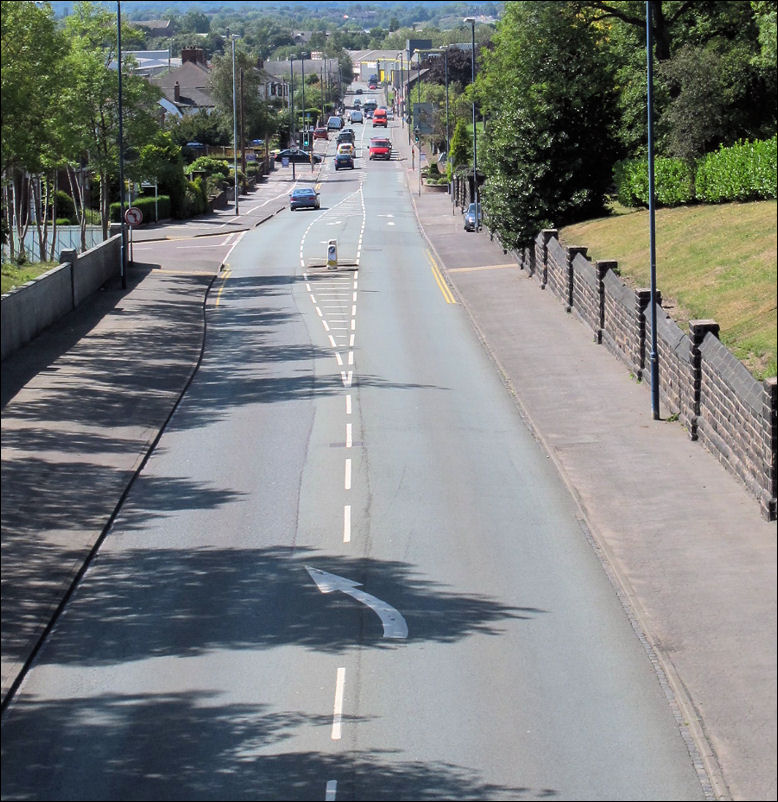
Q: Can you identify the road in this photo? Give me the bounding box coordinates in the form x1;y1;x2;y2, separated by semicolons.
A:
0;112;707;800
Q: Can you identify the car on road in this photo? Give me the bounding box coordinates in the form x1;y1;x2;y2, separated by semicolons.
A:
327;115;343;130
353;98;361;109
337;142;355;156
275;149;323;164
334;153;355;170
337;129;355;144
372;109;387;127
313;127;329;140
349;110;364;124
464;202;482;231
369;137;392;160
355;88;363;94
289;187;320;210
368;82;377;90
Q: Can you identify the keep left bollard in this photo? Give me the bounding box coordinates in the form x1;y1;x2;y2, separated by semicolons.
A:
327;239;338;270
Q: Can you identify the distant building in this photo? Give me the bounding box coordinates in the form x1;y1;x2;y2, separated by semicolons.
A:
133;19;177;37
149;49;215;118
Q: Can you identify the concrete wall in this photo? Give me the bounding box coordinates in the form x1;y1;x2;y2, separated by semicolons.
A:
1;233;121;361
516;229;777;520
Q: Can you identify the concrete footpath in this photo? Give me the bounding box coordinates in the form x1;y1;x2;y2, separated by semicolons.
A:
2;141;776;800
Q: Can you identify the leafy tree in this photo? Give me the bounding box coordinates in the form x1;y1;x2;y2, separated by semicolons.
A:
60;2;162;238
209;45;279;152
423;47;474;90
1;0;68;261
478;1;620;249
447;119;472;181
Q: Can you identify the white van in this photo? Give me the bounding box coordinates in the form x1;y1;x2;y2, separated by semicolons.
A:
349;110;364;124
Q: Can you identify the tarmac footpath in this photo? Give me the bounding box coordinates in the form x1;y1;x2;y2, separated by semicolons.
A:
394;128;776;802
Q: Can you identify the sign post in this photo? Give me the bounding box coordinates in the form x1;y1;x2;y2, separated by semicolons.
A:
124;206;142;265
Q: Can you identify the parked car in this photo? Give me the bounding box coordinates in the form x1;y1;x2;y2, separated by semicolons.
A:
275;149;323;164
290;187;320;210
334;153;355;170
464;202;482;231
349;110;364;124
313;127;329;140
337;142;355;156
369;137;392;160
327;115;343;130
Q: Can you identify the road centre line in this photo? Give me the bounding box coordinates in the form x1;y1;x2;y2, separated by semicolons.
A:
343;505;351;543
344;459;352;490
346;423;352;448
331;667;346;740
346;394;352;415
326;779;337;801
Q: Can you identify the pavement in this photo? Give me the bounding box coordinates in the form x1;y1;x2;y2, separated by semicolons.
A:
2;130;776;802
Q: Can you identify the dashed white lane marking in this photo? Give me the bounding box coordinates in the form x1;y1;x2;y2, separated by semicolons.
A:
344;458;352;490
326;779;337;800
346;423;352;448
343;505;351;544
331;667;346;740
346;394;352;415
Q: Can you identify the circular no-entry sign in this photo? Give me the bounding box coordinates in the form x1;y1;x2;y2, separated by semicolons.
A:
125;207;143;227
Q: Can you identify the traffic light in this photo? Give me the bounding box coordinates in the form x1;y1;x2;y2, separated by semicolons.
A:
414;128;420;143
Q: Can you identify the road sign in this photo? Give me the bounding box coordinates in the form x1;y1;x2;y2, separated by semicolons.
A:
124;207;142;227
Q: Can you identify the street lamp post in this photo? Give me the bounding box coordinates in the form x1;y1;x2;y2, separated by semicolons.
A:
465;17;479;225
301;53;307;148
117;0;126;288
231;34;239;214
289;55;295;147
441;45;450;167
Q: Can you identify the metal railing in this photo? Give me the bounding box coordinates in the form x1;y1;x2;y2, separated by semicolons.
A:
1;226;103;265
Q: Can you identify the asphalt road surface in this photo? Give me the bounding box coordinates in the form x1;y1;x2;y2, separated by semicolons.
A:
0;122;707;801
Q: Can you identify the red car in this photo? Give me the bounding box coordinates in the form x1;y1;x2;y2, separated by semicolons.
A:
313;127;328;140
369;137;392;160
368;82;377;90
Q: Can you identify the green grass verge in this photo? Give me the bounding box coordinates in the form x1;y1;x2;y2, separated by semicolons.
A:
559;200;777;380
1;261;60;296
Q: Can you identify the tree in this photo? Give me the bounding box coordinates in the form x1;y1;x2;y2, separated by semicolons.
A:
61;2;162;238
478;1;620;249
1;0;68;262
447;119;472;182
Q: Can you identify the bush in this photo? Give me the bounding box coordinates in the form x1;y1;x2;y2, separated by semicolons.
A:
185;156;231;180
613;157;694;207
695;136;777;203
50;190;75;222
109;195;171;224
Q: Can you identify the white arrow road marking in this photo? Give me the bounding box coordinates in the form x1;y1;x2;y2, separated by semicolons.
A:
305;566;408;639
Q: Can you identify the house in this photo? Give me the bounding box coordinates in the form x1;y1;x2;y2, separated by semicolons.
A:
133;19;176;37
149;48;216;117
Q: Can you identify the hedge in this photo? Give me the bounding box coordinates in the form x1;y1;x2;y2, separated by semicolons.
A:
695;136;777;203
613;135;777;208
110;194;171;224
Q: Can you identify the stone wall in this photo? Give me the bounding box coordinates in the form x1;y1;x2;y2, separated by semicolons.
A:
1;233;121;361
516;229;776;520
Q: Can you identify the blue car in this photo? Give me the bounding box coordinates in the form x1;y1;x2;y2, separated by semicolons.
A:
290;187;320;210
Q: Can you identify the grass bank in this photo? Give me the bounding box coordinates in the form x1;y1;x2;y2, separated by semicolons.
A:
559;200;777;380
1;261;59;296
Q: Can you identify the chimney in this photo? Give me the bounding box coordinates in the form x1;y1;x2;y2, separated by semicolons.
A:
181;47;204;65
174;81;180;102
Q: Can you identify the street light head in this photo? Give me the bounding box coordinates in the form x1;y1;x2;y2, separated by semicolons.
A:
464;17;475;24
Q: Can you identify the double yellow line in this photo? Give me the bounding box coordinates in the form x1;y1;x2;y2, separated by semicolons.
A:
426;251;456;304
